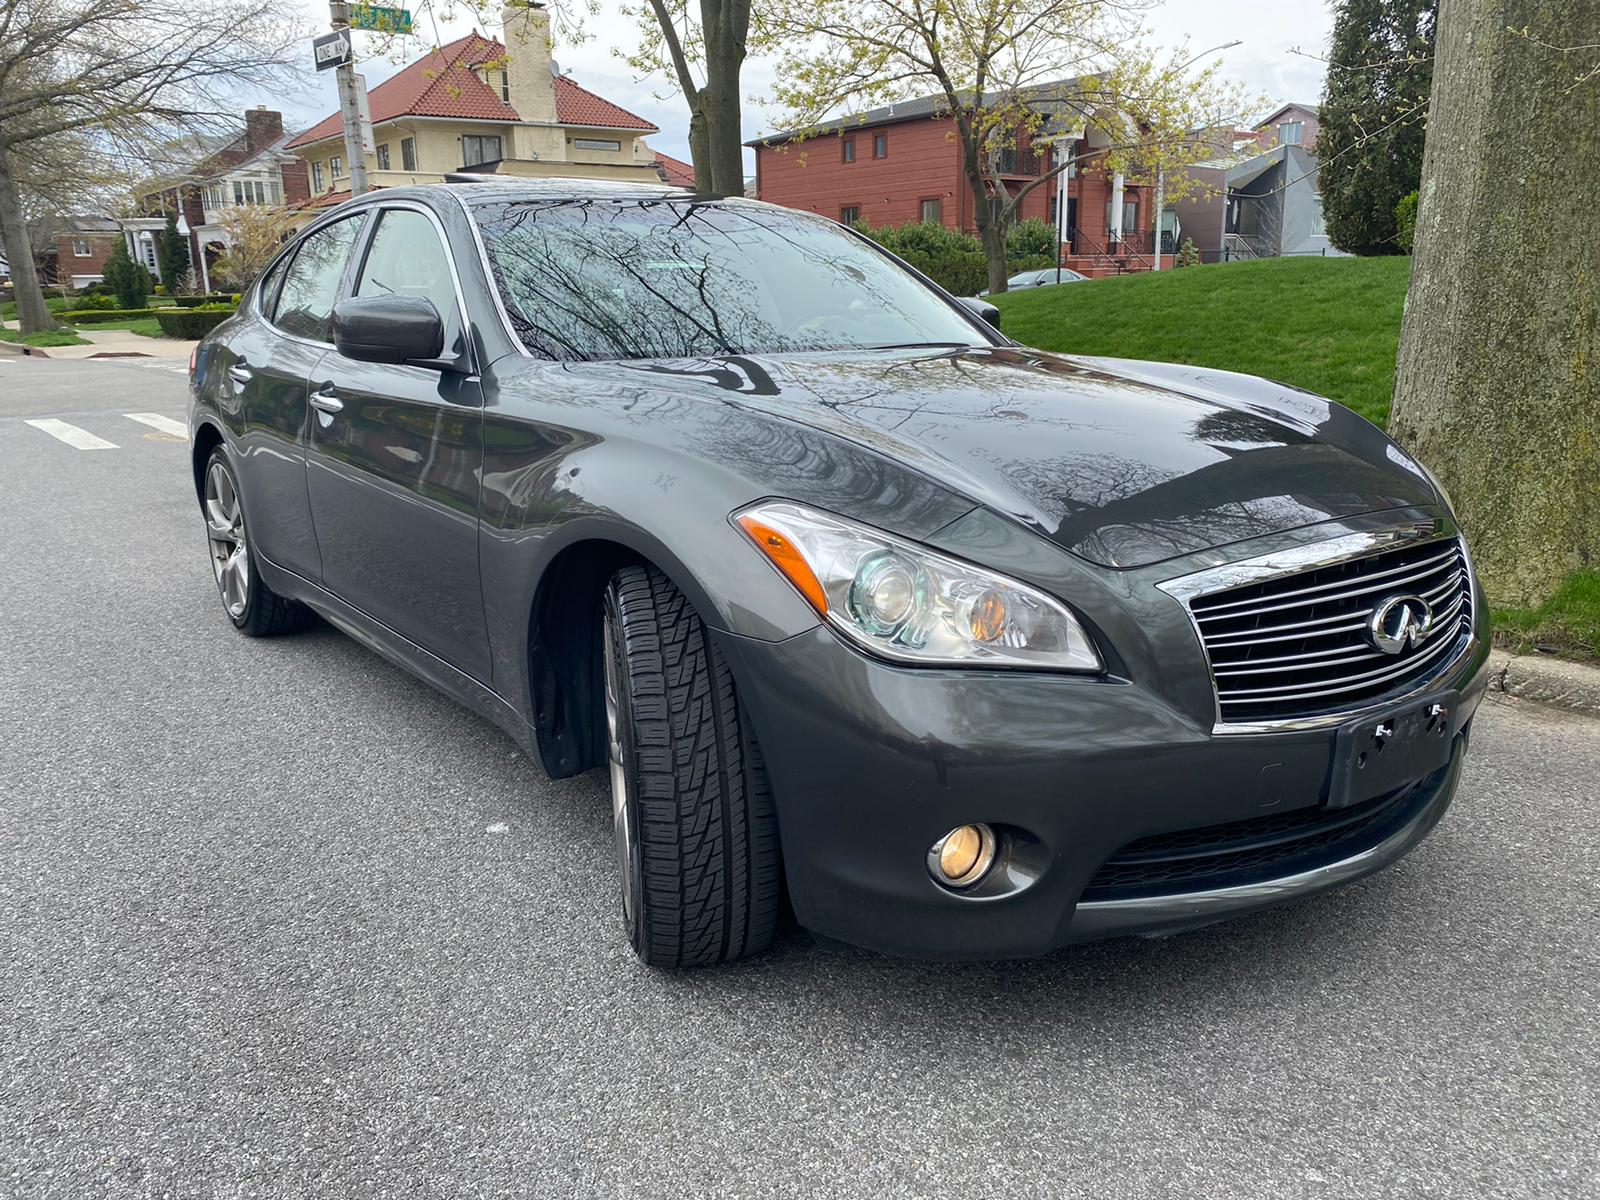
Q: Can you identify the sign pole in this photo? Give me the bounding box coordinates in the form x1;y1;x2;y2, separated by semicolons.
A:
329;0;370;196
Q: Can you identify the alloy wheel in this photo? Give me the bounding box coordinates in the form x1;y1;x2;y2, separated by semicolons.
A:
203;459;250;619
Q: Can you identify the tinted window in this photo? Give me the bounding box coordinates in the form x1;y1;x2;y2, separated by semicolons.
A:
473;200;985;361
274;216;361;342
257;253;291;318
356;209;459;326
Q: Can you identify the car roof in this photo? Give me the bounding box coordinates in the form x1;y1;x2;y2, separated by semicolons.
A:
347;178;757;208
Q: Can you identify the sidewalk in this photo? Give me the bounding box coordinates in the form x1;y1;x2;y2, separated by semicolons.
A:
1489;649;1600;718
1;315;195;359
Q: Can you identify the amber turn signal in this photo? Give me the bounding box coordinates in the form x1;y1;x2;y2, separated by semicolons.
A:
736;513;830;614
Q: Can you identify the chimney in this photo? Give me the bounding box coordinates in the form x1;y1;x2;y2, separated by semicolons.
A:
501;3;556;123
244;107;284;154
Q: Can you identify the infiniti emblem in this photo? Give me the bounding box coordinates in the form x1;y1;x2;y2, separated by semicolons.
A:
1368;594;1434;655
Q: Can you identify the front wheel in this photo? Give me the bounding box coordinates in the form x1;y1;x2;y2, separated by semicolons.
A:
201;448;312;637
602;565;782;967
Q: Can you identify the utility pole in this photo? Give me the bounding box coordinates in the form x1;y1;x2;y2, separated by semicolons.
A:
1151;166;1165;271
329;0;370;196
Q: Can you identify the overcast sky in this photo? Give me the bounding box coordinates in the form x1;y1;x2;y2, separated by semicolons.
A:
279;0;1333;168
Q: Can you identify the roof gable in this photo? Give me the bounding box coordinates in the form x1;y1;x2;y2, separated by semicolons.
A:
287;31;656;150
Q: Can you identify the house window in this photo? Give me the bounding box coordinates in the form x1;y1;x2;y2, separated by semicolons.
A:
311;161;325;192
329;155;342;181
840;205;860;224
462;135;502;166
268;180;281;205
233;179;267;205
1310;195;1326;236
919;197;942;223
401;137;417;171
842;137;855;163
574;138;623;152
376;143;391;170
873;132;888;159
1279;121;1303;145
1106;198;1138;237
72;239;92;257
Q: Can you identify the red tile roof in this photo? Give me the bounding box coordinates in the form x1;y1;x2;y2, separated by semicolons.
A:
288;32;657;151
653;151;695;188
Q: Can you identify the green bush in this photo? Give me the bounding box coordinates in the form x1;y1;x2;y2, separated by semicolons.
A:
102;240;153;309
172;293;239;308
1007;254;1058;274
1394;190;1419;252
857;219;983;259
155;306;234;338
1006;218;1058;261
59;307;160;324
893;249;990;297
72;293;118;311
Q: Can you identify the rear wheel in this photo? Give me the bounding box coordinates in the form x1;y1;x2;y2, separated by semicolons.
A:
201;448;312;637
602;565;781;966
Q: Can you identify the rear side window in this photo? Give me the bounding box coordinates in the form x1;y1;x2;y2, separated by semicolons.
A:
274;216;362;342
355;209;459;327
257;253;290;319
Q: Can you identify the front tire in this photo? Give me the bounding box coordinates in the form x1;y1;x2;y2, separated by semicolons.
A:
602;565;781;967
201;448;312;637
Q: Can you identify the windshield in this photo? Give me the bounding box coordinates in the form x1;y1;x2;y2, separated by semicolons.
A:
471;199;989;361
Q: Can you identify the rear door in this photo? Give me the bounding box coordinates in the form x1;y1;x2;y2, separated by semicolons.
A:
226;213;366;582
303;203;491;682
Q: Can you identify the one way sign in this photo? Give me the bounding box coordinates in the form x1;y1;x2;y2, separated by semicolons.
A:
313;30;352;71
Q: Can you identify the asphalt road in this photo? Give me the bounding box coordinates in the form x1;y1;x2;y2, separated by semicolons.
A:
2;354;1597;1199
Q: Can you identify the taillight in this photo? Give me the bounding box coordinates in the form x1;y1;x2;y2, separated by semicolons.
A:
189;345;198;374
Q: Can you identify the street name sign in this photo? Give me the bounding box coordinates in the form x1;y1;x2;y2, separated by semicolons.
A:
313;30;353;71
349;5;413;32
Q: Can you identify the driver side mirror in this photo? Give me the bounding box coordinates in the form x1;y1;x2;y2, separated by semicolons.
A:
333;295;446;366
958;296;1002;332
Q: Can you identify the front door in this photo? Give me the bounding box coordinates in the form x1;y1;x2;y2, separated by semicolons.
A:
303;204;491;682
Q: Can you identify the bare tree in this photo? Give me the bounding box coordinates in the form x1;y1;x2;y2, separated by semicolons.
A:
762;0;1248;291
619;0;756;193
1389;0;1600;607
0;0;303;334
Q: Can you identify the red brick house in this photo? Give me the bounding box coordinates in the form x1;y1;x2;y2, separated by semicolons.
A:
750;84;1170;275
1252;103;1319;152
49;217;124;288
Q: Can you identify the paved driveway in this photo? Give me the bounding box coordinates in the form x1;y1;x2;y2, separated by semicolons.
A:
2;357;1597;1199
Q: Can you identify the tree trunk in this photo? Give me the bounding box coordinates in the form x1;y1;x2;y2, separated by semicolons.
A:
686;97;712;192
1389;0;1600;606
700;0;748;196
962;158;1008;293
0;145;55;336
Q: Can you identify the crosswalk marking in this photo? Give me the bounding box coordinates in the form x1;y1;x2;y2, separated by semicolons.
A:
23;418;119;451
124;412;189;438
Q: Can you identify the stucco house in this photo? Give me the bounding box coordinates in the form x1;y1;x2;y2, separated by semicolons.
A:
286;4;676;205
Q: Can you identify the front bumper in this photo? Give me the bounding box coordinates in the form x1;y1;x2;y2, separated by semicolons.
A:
718;625;1490;960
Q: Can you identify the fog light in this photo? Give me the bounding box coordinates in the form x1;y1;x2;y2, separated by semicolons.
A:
929;823;997;888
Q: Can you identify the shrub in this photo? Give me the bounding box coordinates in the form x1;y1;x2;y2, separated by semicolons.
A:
1394;190;1419;252
1007;254;1058;275
71;293;118;311
173;293;239;308
1005;217;1058;261
1177;237;1202;268
896;249;990;297
858;219;983;259
102;239;153;309
59;307;159;324
155;306;235;338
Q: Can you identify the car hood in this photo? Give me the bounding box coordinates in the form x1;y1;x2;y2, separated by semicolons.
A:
568;346;1441;568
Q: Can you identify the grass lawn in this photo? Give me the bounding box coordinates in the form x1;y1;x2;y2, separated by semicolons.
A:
1493;573;1600;659
992;255;1411;427
81;316;167;337
1;295;74;322
0;325;90;347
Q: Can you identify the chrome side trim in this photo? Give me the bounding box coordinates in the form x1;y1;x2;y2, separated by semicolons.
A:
1158;521;1480;735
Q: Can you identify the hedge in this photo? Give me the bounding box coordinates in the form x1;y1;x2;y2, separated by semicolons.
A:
155;307;235;338
59;307;160;324
173;294;239;308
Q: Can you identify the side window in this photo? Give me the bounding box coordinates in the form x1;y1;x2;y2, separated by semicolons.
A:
274;216;362;343
355;208;459;328
256;252;291;319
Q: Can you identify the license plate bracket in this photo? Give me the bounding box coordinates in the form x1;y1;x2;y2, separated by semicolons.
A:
1327;690;1460;810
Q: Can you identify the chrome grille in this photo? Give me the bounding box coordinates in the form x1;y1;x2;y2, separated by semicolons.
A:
1186;536;1473;727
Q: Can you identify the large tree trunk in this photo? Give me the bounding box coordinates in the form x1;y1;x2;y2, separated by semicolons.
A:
0;145;55;336
699;0;749;196
1389;0;1600;606
961;158;1008;294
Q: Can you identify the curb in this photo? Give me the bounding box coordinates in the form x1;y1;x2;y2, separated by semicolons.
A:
1487;649;1600;718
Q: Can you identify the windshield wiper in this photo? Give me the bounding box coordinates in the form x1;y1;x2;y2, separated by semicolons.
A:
860;341;975;351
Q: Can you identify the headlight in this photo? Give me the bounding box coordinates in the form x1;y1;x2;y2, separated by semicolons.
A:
734;500;1102;672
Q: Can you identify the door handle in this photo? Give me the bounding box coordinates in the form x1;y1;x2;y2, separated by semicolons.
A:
310;385;345;416
227;361;253;386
